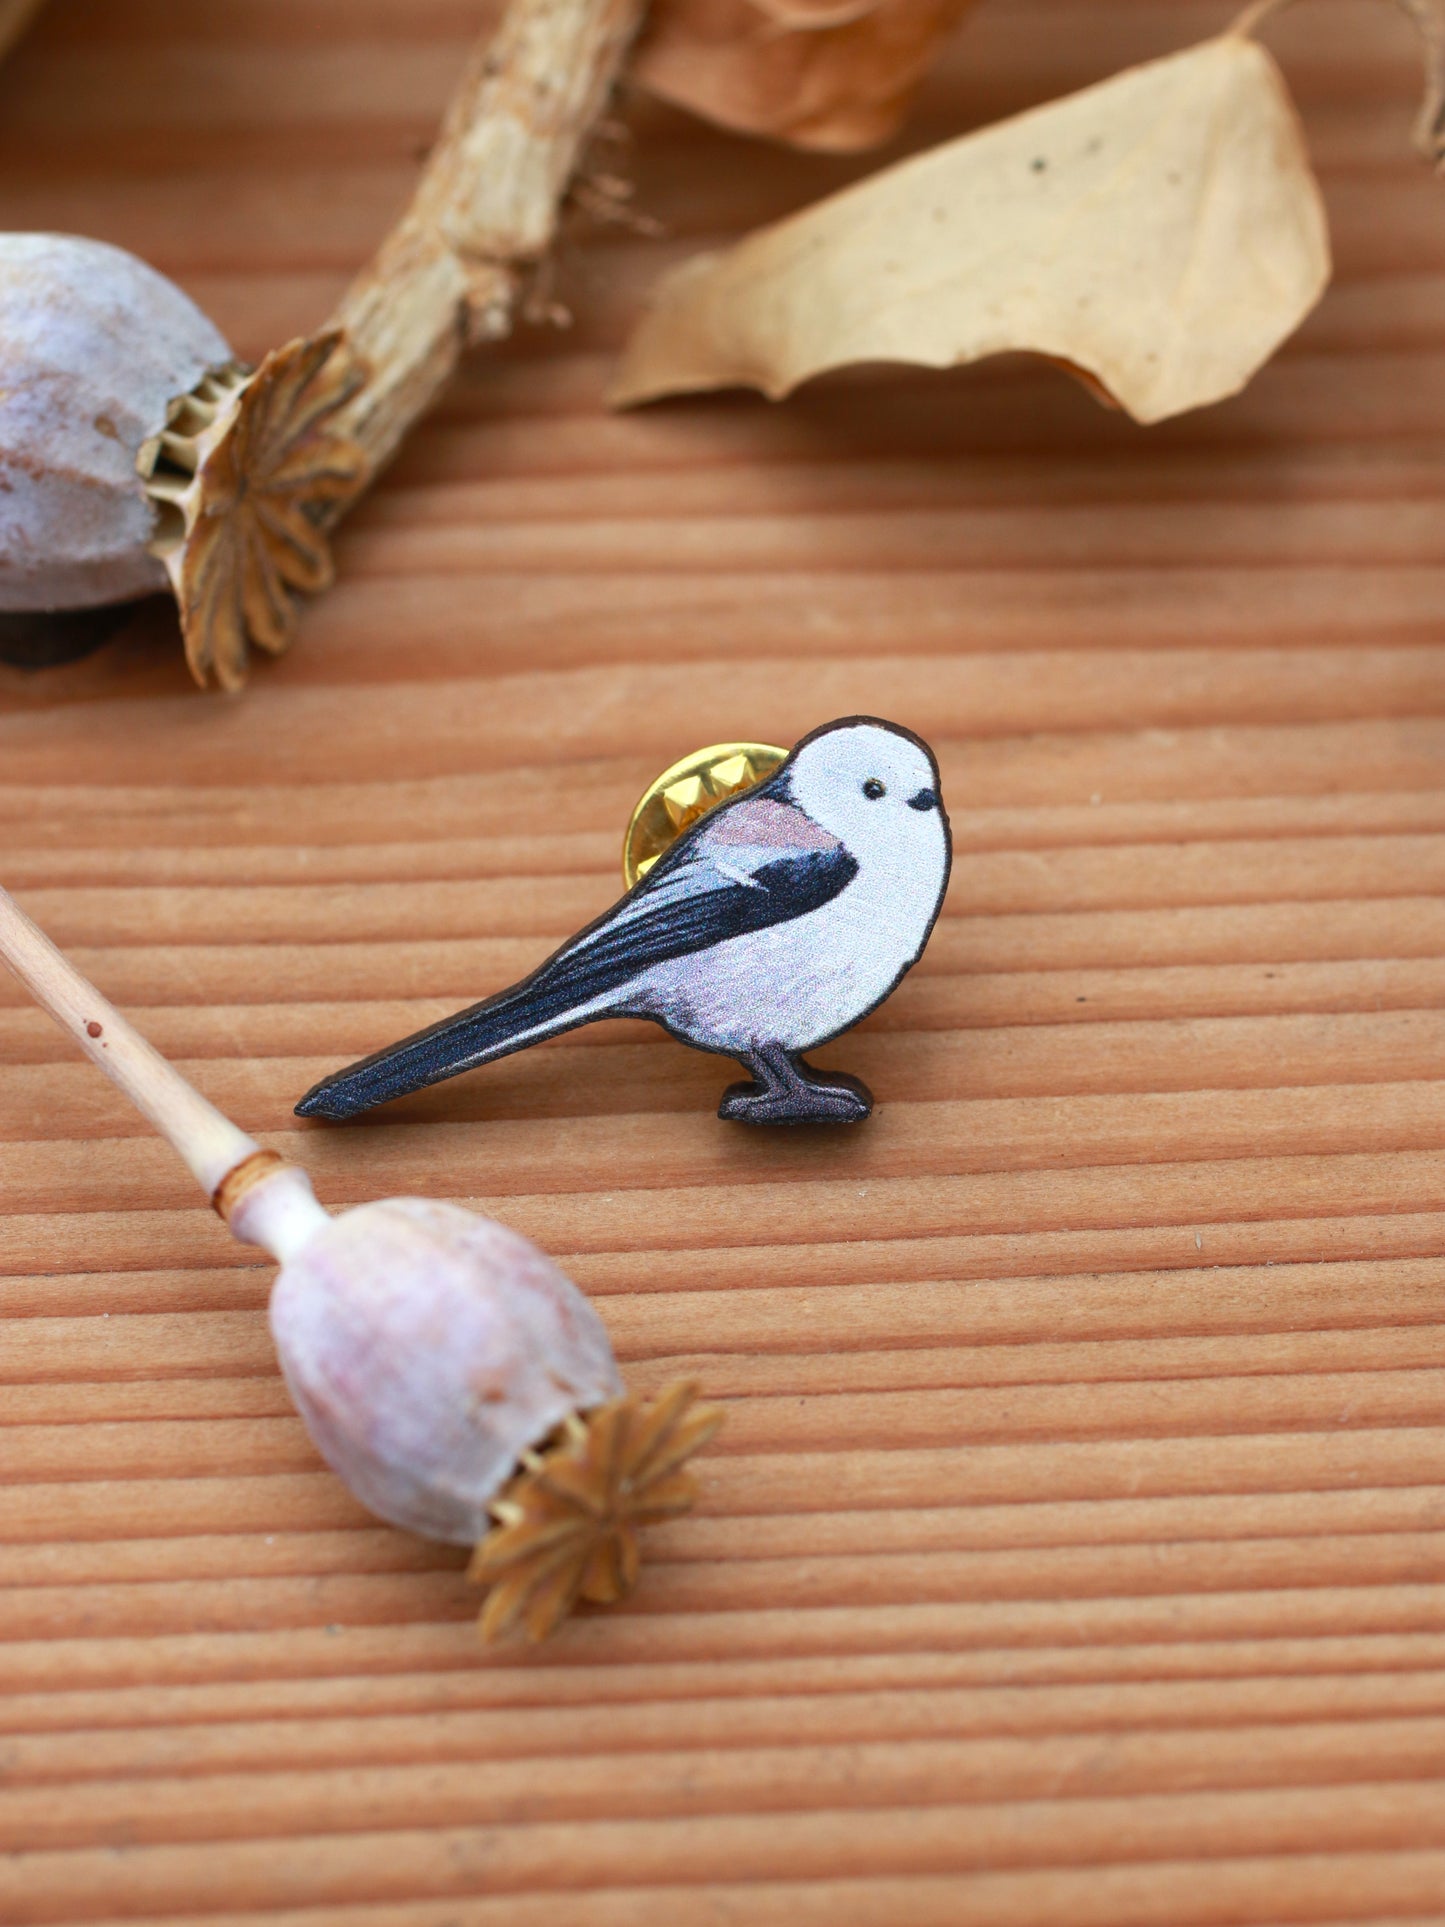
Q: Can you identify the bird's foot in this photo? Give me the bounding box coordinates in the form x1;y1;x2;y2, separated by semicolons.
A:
718;1057;873;1126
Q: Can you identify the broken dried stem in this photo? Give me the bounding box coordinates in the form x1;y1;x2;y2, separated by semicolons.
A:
1233;0;1445;165
1397;0;1445;160
150;0;648;687
331;0;648;474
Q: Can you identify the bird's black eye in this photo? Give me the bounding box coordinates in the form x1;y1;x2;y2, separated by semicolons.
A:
862;778;886;800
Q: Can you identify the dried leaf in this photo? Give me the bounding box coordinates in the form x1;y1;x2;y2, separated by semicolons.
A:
613;34;1331;424
629;0;975;150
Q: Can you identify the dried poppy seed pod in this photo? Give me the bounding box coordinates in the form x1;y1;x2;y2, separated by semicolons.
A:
233;1183;718;1640
246;1189;719;1640
261;1197;623;1544
0;886;722;1645
0;233;237;614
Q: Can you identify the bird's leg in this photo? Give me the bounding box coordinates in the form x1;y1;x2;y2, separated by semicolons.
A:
718;1044;873;1125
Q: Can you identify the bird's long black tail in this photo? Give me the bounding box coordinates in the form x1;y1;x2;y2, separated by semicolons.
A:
294;974;611;1120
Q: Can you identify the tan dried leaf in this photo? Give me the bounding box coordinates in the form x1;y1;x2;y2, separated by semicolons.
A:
613;34;1331;424
629;0;976;150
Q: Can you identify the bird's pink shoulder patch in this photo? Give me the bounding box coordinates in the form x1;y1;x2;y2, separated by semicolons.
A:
706;796;839;852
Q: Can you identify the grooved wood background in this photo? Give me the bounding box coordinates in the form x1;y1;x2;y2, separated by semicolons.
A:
3;1;1445;1921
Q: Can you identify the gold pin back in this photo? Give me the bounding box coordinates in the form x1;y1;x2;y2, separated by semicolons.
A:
623;741;787;888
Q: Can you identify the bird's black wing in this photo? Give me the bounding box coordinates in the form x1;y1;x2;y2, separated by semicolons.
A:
534;840;858;1007
295;821;856;1119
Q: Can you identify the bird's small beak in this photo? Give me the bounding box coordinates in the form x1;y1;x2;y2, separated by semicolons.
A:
907;786;939;812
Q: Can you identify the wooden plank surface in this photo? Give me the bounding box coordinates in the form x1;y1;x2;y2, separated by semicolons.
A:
3;1;1445;1920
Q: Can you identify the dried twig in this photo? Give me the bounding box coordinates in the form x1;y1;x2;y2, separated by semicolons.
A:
143;0;647;689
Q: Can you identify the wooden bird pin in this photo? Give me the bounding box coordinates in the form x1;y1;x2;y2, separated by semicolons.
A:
297;717;951;1125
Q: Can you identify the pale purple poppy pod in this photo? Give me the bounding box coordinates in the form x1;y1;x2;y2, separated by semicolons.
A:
0;884;719;1648
268;1197;624;1544
0;233;234;610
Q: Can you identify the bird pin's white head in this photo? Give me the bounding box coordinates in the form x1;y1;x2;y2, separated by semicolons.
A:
782;719;949;887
